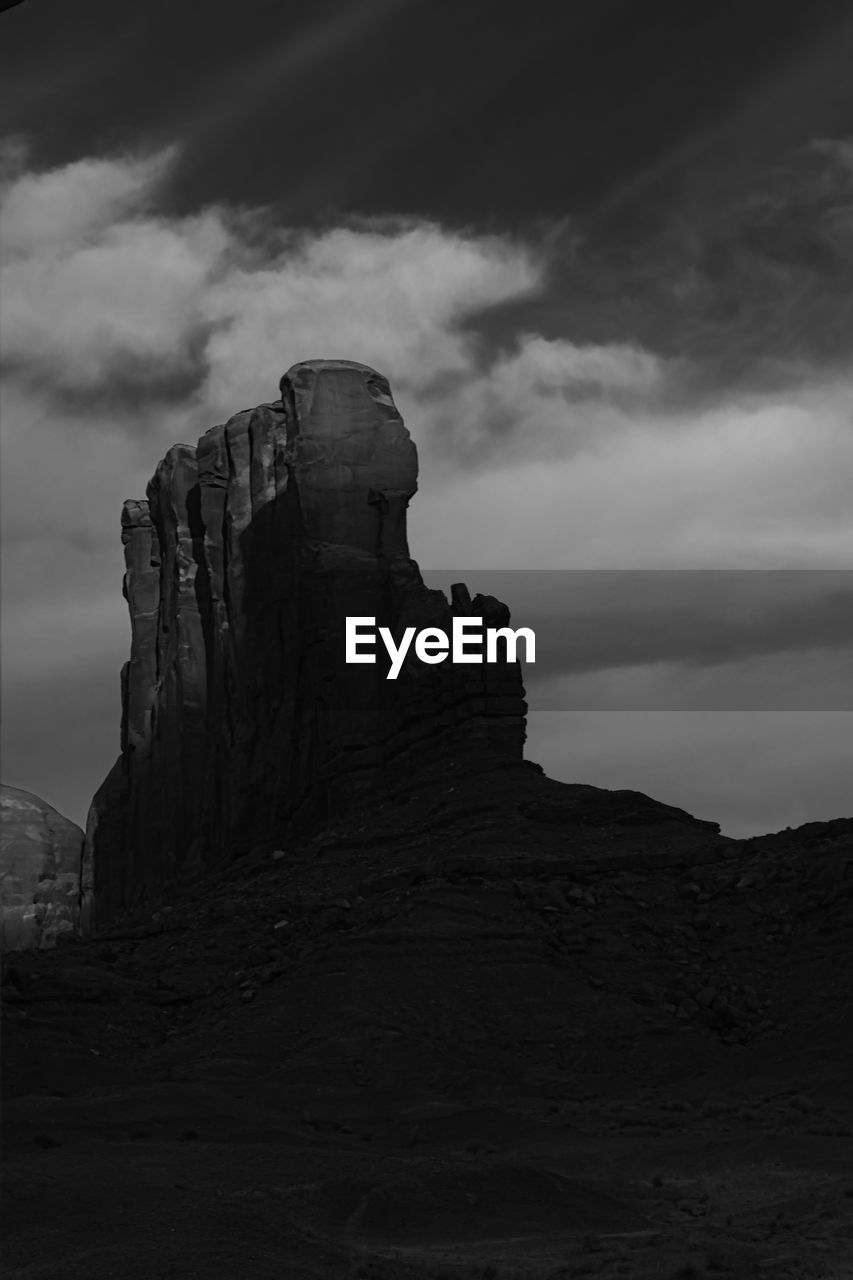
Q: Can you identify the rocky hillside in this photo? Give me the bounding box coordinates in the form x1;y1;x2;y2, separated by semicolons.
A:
3;756;852;1279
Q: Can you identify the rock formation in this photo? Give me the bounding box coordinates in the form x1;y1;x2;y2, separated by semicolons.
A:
0;785;83;949
82;360;526;930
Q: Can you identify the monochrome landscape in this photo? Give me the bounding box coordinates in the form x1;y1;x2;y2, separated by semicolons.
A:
1;3;852;1278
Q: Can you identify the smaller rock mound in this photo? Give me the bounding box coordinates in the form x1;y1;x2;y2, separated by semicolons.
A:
0;785;83;950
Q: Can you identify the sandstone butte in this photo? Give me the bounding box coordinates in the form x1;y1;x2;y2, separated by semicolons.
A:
81;359;527;931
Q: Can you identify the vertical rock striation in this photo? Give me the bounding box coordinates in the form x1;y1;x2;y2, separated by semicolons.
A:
83;360;526;929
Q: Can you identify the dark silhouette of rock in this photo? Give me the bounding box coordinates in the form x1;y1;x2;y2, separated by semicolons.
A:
82;360;527;929
0;785;83;949
4;758;852;1279
5;383;851;1270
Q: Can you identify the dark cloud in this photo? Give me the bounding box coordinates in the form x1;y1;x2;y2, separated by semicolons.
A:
465;137;853;402
423;572;853;708
2;1;851;229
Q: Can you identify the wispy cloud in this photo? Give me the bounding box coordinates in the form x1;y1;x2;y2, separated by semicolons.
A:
564;134;853;385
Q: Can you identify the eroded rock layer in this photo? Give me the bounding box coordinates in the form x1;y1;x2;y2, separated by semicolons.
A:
0;785;83;950
83;360;525;929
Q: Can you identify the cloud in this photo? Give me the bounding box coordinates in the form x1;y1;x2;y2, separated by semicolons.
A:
406;334;665;467
421;569;853;700
0;148;229;394
0;379;186;554
0;144;548;414
410;377;853;567
2;139;852;833
561;134;853;384
0;144;176;255
415;569;853;716
197;220;544;414
528;649;853;713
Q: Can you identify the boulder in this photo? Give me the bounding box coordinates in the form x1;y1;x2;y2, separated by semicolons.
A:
0;785;83;950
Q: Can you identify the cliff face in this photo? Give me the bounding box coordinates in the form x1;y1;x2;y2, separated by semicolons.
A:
82;360;526;929
0;785;83;950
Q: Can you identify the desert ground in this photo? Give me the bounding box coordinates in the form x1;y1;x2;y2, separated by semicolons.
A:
3;755;852;1279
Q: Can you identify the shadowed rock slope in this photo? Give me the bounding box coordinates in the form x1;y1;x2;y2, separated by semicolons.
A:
3;760;852;1279
83;360;525;930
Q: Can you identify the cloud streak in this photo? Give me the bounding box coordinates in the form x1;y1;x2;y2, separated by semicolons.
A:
423;571;853;679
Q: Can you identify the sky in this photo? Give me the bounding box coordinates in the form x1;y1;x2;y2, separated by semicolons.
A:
1;0;852;836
